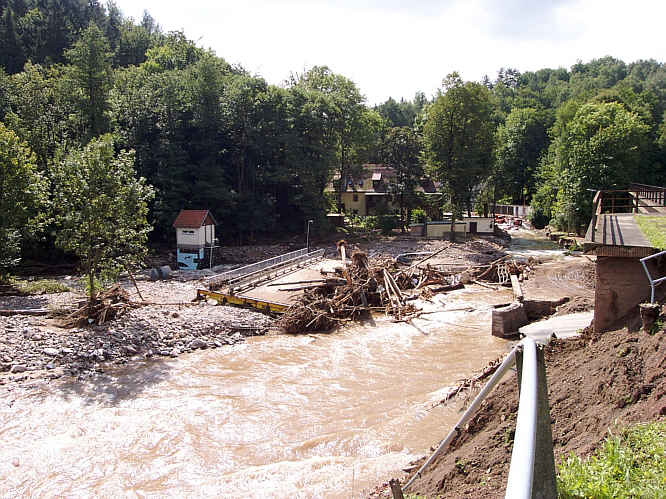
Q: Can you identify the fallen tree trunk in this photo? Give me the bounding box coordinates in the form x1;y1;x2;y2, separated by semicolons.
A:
0;308;49;316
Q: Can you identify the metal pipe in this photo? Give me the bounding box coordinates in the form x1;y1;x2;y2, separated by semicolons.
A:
505;338;538;499
403;346;518;491
640;249;666;304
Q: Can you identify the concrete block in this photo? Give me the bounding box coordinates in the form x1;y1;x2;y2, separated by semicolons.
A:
492;302;528;338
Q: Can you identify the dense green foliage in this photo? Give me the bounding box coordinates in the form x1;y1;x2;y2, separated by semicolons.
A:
0;1;665;269
557;421;666;498
0;122;47;277
380;127;423;228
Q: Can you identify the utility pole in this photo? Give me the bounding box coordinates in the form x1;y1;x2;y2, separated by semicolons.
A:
306;219;313;253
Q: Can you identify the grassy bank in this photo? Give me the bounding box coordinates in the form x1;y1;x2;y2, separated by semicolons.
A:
635;215;666;250
0;277;70;295
557;421;666;498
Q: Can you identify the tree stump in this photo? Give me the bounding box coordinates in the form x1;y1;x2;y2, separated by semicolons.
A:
639;303;661;332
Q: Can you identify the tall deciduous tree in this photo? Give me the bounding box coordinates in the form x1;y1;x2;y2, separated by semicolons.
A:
424;73;495;240
66;21;112;140
52;134;154;302
0;7;25;73
494;107;550;205
0;123;48;278
293;66;367;210
548;101;649;231
381;127;423;229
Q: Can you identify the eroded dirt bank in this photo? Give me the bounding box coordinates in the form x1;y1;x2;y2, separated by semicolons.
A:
373;316;666;498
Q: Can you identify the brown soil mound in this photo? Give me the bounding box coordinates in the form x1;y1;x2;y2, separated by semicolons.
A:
374;315;666;498
554;295;594;315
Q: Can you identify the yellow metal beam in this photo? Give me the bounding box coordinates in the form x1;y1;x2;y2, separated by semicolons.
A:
196;289;288;314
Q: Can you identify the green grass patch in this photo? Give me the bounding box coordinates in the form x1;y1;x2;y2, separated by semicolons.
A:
635;215;666;250
557;421;666;498
7;277;71;295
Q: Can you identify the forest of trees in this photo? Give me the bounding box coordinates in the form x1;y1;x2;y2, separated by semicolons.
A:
1;0;665;275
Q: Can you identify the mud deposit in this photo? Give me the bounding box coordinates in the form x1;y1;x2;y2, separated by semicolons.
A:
380;320;666;498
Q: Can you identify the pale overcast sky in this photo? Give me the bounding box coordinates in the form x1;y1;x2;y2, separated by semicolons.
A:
113;0;665;105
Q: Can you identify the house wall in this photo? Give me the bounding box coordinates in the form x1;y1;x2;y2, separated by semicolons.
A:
176;225;216;247
176;227;204;247
340;192;367;215
594;256;662;333
495;204;532;217
204;224;215;245
426;222;466;238
463;217;494;233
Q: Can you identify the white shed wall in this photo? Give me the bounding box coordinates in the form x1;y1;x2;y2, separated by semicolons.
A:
176;227;205;247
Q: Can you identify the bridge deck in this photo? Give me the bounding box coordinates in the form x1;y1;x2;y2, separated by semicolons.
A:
587;213;651;247
241;258;342;306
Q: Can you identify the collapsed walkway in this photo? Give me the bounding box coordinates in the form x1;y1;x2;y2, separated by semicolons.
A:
198;248;333;313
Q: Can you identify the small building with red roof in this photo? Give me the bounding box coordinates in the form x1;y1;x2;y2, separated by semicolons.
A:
172;210;218;270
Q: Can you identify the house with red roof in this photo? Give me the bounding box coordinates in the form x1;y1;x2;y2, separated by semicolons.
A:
172;210;217;270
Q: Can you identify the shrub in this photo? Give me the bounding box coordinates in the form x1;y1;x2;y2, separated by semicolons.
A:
411;208;428;224
378;214;398;235
557;421;666;498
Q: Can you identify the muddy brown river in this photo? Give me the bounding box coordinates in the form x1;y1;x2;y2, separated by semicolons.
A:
1;234;559;498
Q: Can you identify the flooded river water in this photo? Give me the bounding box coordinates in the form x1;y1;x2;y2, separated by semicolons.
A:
0;233;560;498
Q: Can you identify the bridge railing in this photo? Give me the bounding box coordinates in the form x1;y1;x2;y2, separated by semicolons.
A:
400;337;556;499
206;248;324;289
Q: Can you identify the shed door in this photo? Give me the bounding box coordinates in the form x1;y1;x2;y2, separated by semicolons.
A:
469;222;477;233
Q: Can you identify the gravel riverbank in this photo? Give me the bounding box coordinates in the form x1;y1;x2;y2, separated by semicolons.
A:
0;281;273;387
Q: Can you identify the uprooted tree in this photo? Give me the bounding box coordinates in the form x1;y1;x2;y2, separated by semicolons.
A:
52;134;154;303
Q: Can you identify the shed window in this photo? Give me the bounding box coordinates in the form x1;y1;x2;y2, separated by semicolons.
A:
353;194;359;202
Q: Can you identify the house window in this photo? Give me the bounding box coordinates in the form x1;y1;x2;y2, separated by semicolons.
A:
183;229;195;234
358;180;364;187
353;194;359;202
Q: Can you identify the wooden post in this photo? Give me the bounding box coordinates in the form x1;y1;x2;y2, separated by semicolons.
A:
389;479;404;499
125;265;144;302
510;274;524;302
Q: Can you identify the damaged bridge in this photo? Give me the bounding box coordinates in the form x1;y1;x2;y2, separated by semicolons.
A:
198;248;337;313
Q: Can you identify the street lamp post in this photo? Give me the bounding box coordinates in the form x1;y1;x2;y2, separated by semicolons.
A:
306;219;313;253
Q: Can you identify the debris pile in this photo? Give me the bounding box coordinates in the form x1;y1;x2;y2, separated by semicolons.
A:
59;284;137;327
278;251;536;333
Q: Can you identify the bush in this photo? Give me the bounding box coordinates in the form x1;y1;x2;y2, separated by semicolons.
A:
378;214;398;235
411;208;428;224
529;208;550;229
557;421;666;498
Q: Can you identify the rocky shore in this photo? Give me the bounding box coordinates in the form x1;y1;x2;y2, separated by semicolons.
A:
0;298;273;386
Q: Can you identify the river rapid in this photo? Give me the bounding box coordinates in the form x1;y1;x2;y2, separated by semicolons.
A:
1;234;560;498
